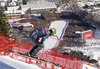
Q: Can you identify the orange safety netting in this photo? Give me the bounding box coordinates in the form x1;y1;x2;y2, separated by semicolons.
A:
0;34;99;69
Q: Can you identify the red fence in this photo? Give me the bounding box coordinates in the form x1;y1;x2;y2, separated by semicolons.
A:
0;34;99;69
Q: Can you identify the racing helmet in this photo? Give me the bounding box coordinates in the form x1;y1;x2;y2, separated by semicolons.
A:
49;28;56;35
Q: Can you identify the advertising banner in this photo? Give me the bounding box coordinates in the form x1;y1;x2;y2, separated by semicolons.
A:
81;30;92;40
82;63;97;69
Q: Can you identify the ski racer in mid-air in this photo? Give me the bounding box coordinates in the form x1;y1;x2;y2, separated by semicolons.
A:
28;27;56;57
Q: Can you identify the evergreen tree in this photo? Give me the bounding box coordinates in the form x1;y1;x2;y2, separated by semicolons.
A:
0;6;12;37
23;0;29;5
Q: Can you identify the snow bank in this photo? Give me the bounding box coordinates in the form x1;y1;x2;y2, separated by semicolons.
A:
89;52;100;60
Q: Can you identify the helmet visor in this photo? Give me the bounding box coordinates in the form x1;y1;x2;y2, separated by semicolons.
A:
50;29;54;35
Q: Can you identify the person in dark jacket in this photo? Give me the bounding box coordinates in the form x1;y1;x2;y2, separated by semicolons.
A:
28;27;56;57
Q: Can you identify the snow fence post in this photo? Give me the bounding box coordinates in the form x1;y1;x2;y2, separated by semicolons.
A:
0;34;4;55
18;41;21;53
11;39;16;58
28;44;30;53
4;42;6;55
41;48;44;59
62;55;69;68
69;12;71;17
3;34;7;55
0;34;4;44
25;57;28;63
2;34;4;55
29;58;31;64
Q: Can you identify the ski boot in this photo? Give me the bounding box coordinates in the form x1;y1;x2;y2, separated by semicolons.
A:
30;52;38;58
25;52;31;56
25;52;38;58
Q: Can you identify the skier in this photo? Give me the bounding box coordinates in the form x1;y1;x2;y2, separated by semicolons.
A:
28;27;56;57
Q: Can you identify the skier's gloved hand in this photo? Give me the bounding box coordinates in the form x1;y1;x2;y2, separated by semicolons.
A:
39;38;42;43
39;43;42;46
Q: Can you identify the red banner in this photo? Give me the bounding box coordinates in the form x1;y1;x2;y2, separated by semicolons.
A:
82;30;92;40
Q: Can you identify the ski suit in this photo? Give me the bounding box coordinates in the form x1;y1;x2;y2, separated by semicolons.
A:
29;27;49;55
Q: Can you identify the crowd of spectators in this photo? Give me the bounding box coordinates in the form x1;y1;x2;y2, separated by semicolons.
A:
12;11;90;54
10;11;98;63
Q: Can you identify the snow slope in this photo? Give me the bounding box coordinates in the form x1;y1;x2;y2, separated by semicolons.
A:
0;56;41;69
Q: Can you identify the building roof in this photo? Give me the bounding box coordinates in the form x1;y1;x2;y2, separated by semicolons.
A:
21;2;57;11
0;0;7;1
77;2;85;7
86;2;94;6
31;2;57;10
4;6;23;14
0;1;6;6
94;2;100;5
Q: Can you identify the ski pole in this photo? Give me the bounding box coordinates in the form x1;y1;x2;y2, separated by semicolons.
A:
24;12;36;30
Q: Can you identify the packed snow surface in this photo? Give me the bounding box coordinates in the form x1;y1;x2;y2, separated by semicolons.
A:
0;56;41;69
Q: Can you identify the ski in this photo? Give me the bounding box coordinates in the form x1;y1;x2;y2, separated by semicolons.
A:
8;49;40;59
8;49;62;67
